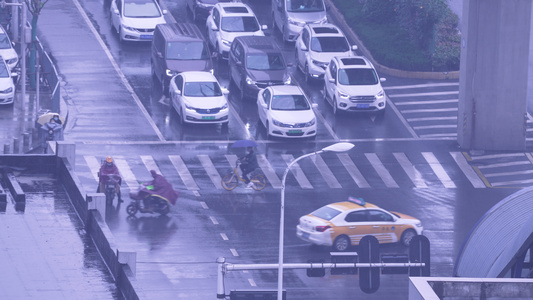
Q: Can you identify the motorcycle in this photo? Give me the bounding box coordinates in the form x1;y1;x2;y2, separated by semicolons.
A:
127;184;171;216
99;173;121;205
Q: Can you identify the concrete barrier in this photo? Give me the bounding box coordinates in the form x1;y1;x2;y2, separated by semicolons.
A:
2;171;25;202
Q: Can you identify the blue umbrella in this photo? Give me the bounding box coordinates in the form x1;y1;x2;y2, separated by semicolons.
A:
231;139;258;148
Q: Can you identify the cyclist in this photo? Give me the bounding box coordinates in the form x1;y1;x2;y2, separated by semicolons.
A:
239;147;258;188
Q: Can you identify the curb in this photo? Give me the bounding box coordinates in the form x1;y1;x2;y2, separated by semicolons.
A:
325;0;460;80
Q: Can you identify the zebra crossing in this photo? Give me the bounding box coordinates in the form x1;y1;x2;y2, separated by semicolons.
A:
75;151;505;192
466;152;533;188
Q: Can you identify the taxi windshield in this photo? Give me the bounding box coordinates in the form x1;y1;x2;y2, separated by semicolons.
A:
271;95;310;111
310;206;341;221
184;82;222;97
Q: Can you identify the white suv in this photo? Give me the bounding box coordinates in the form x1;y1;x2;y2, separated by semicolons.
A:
295;23;357;82
0;26;18;71
206;2;267;61
323;56;386;115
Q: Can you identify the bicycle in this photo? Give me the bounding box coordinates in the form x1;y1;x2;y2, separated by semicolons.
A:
222;160;267;191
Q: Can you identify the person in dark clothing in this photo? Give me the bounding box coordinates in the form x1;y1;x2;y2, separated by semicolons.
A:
50;114;62;125
239;147;258;186
98;156;123;202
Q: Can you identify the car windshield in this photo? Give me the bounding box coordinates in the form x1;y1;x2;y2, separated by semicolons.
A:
221;16;260;32
124;0;161;18
167;41;210;60
310;37;349;53
338;68;378;85
271;95;310;111
310;206;341;221
0;34;11;49
246;53;285;70
287;0;325;12
184;81;222;97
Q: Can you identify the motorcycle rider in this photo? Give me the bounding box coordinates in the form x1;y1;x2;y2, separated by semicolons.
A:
98;156;123;203
132;170;179;212
239;147;258;188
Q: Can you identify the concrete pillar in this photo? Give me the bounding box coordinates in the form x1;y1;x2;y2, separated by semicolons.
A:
87;193;106;218
458;0;531;151
118;251;137;276
56;141;76;170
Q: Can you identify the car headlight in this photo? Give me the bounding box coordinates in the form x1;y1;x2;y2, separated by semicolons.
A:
221;38;231;47
288;18;305;27
166;69;178;77
283;75;291;85
311;59;327;68
376;89;384;99
184;103;196;111
221;103;228;110
272;119;289;127
245;76;256;86
0;87;13;94
304;118;316;127
122;25;135;31
337;90;349;99
6;58;17;65
415;222;422;227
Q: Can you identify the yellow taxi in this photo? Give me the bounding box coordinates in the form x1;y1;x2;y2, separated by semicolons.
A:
296;197;423;251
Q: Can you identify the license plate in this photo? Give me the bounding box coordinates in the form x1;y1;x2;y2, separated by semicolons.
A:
357;103;370;108
288;130;302;134
140;35;152;40
301;232;310;240
202;116;215;120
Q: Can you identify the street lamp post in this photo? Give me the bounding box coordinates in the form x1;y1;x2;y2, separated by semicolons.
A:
277;142;355;300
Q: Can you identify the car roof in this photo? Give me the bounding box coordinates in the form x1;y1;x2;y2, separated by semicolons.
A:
180;71;218;82
327;200;380;212
156;23;205;42
235;36;280;54
334;56;373;69
306;23;344;37
268;85;305;96
217;2;254;15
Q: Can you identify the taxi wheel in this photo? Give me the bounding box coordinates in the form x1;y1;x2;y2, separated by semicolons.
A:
401;229;416;246
332;235;351;252
332;98;338;115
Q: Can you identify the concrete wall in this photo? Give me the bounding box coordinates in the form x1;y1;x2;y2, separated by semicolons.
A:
458;0;531;150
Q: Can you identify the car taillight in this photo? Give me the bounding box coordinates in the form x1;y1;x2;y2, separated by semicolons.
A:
315;225;331;232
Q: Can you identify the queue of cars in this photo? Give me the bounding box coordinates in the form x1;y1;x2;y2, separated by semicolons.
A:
0;25;18;105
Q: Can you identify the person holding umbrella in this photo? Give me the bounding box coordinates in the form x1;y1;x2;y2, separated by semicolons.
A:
239;146;258;188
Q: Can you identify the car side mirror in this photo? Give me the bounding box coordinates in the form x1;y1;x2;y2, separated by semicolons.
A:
351;45;358;51
235;60;242;66
175;89;182;95
222;88;229;95
311;103;318;108
157;51;164;58
113;8;119;14
300;44;307;51
211;23;218;31
328;78;335;83
162;9;168;15
261;25;268;31
380;78;387;83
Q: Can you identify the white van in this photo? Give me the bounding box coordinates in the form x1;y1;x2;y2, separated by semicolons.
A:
271;0;328;42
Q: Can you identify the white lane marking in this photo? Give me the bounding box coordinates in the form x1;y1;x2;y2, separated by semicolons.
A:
491;178;533;187
257;154;282;189
422;152;456;188
311;154;341;188
407;116;457;122
220;233;229;241
365;153;399;188
337;153;370;188
526;153;533;164
225;154;238;171
114;157;138;190
393;153;427;188
401;108;458;113
84;156;101;182
210;216;219;225
389;91;459;98
169;155;199;191
450;152;486;188
230;249;239;256
413;125;457;130
384;82;459;90
484;169;533;177
72;0;165;141
420;133;457;138
281;154;313;189
141;155;161;175
248;279;257;287
385;96;418;138
200;201;208;209
476;161;530;169
198;155;222;189
470;153;525;160
394;99;458;105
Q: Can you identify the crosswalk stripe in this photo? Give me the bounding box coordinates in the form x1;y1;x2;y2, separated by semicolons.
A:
225;154;238;169
491;178;533;187
384;82;459;90
422;152;456;188
365;153;399;188
113;157;138;191
141;155;161;175
484;169;533;177
169;155;199;191
394;99;458;105
476;161;530;169
337;153;370;188
407;116;457;122
312;154;341;188
281;154;313;189
469;153;524;160
388;91;459;98
84;156;101;182
450;152;486;188
393;153;428;188
402;108;458;113
198;155;222;189
257;154;282;189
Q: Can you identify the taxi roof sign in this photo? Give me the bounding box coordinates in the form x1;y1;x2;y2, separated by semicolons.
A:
348;197;366;206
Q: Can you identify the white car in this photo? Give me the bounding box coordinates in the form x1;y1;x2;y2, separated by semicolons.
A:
0;57;15;105
169;71;229;125
295;23;357;82
323;56;387;115
206;2;267;60
0;26;18;71
257;85;318;138
110;0;167;42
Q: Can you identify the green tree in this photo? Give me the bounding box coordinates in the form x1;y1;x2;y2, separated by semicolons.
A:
25;0;49;88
